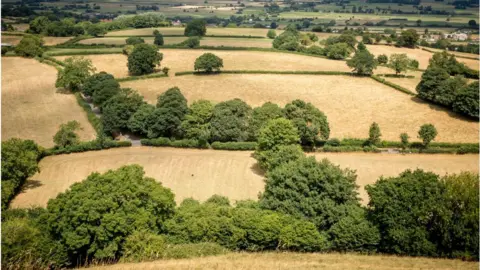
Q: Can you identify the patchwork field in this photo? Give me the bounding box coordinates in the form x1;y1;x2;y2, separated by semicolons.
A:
381;71;424;94
10;147;478;208
120;74;478;143
1;35;22;45
1;57;96;147
367;44;480;70
78;37;273;48
55;50;394;78
89;252;478;270
1;35;71;46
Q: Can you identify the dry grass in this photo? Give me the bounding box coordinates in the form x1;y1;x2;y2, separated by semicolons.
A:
1;57;96;147
11;23;29;32
10;147;478;208
1;36;71;46
381;70;423;94
367;45;479;70
121;74;478;143
2;35;22;45
55;54;129;78
86;252;478;270
78;37;187;45
420;46;480;60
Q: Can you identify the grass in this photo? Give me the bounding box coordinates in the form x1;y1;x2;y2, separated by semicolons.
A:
87;252;479;270
1;57;96;148
105;27;279;37
120;73;478;143
10;147;478;208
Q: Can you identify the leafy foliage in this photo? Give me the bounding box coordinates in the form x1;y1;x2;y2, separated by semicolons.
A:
389;53;410;75
14;35;43;57
194;53;224;73
325;43;351;60
101;88;144;135
91;79;121;108
210;99;252;142
267;29;276;39
256;118;299;151
125;36;145;45
55;57;96;92
377;54;388;64
127;44;163;75
396;29;419;48
180;100;214;143
347;48;377;75
418;124;437;147
184;19;207;36
128;104;156;136
154;32;164;46
82;72;115;97
368;122;382;146
178;36;200;48
53;121;82;148
248;102;284;140
452;81;479;118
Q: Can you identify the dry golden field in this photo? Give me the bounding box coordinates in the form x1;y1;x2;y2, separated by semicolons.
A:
1;35;22;45
78;37;273;48
1;57;96;147
10;147;478;208
367;44;479;70
120;74;478;143
381;70;424;93
87;252;478;270
1;36;71;46
419;46;480;61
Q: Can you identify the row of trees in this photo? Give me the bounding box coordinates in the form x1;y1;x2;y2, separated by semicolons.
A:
3;121;477;268
416;51;479;118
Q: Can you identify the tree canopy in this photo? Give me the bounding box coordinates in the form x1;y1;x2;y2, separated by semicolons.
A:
210;99;252;142
194;53;224;73
127;44;163;75
184;19;207;36
53;121;82;148
55;57;96;92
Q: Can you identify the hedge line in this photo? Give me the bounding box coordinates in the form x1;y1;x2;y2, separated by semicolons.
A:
175;70;357;76
115;73;168;82
101;35;266;39
42;55;65;66
370;75;416;95
44;49;123;56
210;141;257;150
74;93;102;134
34;57;63;71
377;74;415;78
420;47;479;60
140;138;208;149
43;140;132;156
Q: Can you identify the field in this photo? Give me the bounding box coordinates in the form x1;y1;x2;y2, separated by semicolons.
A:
381;71;424;93
78;37;273;48
120;74;478;143
106;27;275;37
10;147;478;208
89;252;478;270
367;45;479;70
1;35;71;46
1;57;96;147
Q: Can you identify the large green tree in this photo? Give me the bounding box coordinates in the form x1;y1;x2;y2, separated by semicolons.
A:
248;102;284;140
91;79;121;108
388;53;410;75
194;53;224;73
82;72;116;97
452;81;479;118
210;99;252;142
127;44;163;75
56;57;96;92
396;29;419;48
14;35;44;58
184;19;207;36
180;100;214;142
127;103;155;136
347;48;377;75
101;88;144;135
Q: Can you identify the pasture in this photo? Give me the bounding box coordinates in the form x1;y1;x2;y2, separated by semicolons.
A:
10;147;478;208
88;252;478;270
1;35;71;46
1;57;96;147
120;74;478;143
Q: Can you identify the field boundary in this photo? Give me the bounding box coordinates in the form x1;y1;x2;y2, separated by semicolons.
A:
370;75;416;95
174;70;358;76
420;47;479;60
116;73;168;82
101;35;266;39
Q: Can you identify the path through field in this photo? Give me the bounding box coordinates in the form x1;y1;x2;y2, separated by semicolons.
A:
11;147;478;208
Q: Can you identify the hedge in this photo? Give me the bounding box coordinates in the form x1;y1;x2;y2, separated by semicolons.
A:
42;55;65;66
420;47;479;60
175;70;357;76
378;74;415;78
43;140;132;156
115;73;168;82
35;57;62;71
140;138;208;149
44;50;123;56
210;141;257;150
320;145;381;153
74;93;103;134
370;75;416;95
99;35;265;39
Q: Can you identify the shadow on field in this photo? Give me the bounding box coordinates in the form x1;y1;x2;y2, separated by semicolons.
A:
250;162;264;177
55;88;73;95
21;179;43;191
409;96;478;122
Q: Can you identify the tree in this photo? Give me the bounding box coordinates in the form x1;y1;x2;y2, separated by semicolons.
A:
194;53;224;73
397;29;419;48
254;144;304;171
53;121;82;148
45;165;175;263
347;48;377;75
102;88;144;135
356;42;367;51
409;59;419;69
210;99;252;142
434;75;467;107
127;44;163;75
127;103;155;135
368;122;381;145
146;87;188;138
257;118;299;151
179;36;200;48
248;102;283;140
184;19;207;36
14;36;44;58
283;100;330;146
325;43;351;60
260;156;359;231
366;169;444;256
452;81;479;118
125;36;145;45
400;133;409;149
29;16;50;34
82;72;115;97
418;124;437;148
272;29;300;51
267;29;276;39
55;57;96;92
180;100;214;142
91;79;121;108
154;32;164;46
416;67;450;101
86;23;105;37
362;34;373;44
377;54;388;65
388;53;410;75
468;19;477;28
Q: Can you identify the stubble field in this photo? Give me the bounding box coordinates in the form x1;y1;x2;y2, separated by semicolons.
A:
120;74;478;143
1;57;96;147
10;147;478;208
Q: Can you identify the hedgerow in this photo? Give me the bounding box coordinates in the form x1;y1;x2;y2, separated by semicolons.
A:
210;141;257;150
175;70;356;76
115;73;168;82
370;75;416;95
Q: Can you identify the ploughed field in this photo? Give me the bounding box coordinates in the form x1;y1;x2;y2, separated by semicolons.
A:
11;147;478;208
120;74;479;143
87;252;478;270
1;57;96;147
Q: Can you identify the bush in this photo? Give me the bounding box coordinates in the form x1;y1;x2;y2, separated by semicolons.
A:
305;45;324;56
53;120;82;148
210;141;257;150
267;29;276;39
418;124;437;148
82;71;115;96
45;165;175;264
279;220;329;251
184;19;207;36
178;36;200;48
121;231;166;262
127;44;163;75
368;122;381;146
325;43;351;60
154;33;164;46
14;36;43;57
325;138;341;146
452;81;479;118
194;53;224;73
162;243;226;259
254;144;304;171
248;102;283;140
205;195;230;206
256;118;300;151
377;54;388;65
122;44;134;55
125;36;145;45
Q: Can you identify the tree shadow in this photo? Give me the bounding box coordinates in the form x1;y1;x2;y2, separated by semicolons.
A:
409;96;478;123
55;87;73;95
21;179;43;192
250;162;265;177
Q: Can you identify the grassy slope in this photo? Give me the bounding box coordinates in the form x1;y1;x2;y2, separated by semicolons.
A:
88;252;479;270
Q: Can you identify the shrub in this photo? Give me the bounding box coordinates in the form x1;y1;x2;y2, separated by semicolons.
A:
55;56;96;91
267;29;276;39
179;36;200;48
121;231;165;262
347;48;377;75
325;43;351;60
272;28;300;51
452;81;479;118
184;19;207;36
389;53;410;75
377;54;388;64
400;133;409;149
368;122;381;146
284;100;330;146
256;118;300;151
126;36;145;45
279;220;329;251
122;44;134;55
325;138;341;146
162;243;226;259
154;33;164;46
194;53;224;73
45;165;175;263
418;124;437;148
205;195;230;206
127;44;163;75
14;36;43;57
162;66;170;75
396;29;419;48
53;120;82;148
305;45;324;56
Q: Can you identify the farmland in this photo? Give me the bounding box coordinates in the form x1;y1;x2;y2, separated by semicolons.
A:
10;147;478;208
1;57;96;147
120;74;478;143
